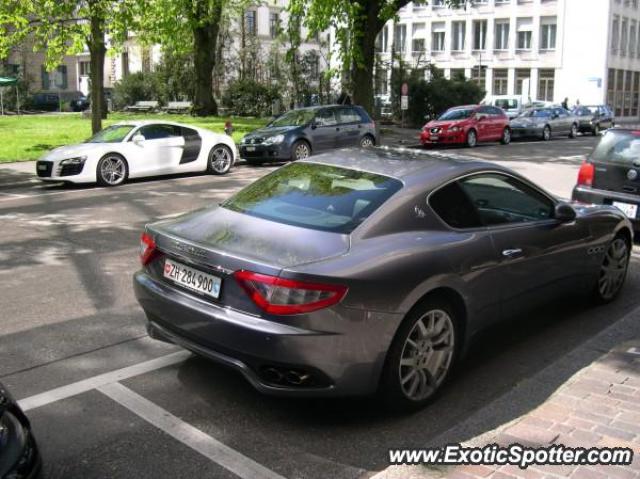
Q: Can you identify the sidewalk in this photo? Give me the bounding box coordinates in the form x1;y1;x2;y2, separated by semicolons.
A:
374;307;640;479
380;125;422;148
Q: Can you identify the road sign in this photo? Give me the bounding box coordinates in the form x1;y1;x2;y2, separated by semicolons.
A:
401;83;409;96
401;95;409;110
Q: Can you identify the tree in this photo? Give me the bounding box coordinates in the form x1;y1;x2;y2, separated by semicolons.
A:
0;0;136;133
288;0;463;113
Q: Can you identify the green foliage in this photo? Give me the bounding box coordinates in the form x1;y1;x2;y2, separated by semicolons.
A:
155;49;195;102
391;64;485;127
222;79;282;117
112;72;164;110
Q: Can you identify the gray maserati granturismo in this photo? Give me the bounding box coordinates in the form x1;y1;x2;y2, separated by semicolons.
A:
133;148;632;410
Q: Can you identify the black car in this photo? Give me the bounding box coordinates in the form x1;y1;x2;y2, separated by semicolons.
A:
0;382;41;478
238;105;379;165
573;105;615;136
573;128;640;230
70;95;90;112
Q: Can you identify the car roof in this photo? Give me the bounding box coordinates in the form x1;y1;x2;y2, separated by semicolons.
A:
449;105;478;110
300;147;512;187
109;120;197;128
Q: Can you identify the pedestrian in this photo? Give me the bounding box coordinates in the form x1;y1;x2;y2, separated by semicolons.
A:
562;97;569;110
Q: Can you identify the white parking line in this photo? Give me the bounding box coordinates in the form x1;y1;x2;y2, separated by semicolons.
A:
99;382;285;479
18;351;190;411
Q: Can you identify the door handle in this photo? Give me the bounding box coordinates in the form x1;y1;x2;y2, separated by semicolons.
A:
502;248;523;258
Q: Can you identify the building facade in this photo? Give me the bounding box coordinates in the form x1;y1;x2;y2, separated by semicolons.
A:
369;0;640;119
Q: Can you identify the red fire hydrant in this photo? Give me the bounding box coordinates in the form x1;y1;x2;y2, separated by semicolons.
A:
224;120;233;136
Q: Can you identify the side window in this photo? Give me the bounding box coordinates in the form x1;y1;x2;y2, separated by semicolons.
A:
489;106;504;116
458;174;554;226
181;127;199;138
139;124;181;140
337;107;361;124
314;109;337;127
478;106;492;115
429;181;484;229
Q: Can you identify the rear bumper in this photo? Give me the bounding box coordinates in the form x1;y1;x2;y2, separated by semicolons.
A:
572;185;640;229
133;271;391;397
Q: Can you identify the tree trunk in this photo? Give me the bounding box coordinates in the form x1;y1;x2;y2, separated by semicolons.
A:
350;2;381;114
88;13;106;133
192;2;221;117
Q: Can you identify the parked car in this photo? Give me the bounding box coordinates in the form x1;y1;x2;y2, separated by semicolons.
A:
486;95;525;119
509;107;579;141
35;120;237;186
70;95;90;112
134;148;632;410
0;382;41;478
573;105;615;136
238;105;379;165
29;90;87;112
420;105;511;148
573;128;640;231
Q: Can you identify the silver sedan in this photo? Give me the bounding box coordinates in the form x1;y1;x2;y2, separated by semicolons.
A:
510;107;579;141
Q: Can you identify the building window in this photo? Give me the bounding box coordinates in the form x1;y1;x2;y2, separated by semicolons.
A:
538;69;555;102
607;68;615;108
376;25;389;52
79;61;90;76
540;17;557;50
121;51;129;77
616;68;624;116
621;18;629;56
41;65;68;90
472;65;487;87
633;72;639;116
493;68;508;95
245;10;257;36
375;68;388;95
494;20;510;51
630;21;637;57
451;21;466;51
432;0;445;7
450;68;466;80
269;12;279;39
612;16;620;54
515;68;531;96
495;0;511;4
432;23;446;52
412;23;426;54
473;20;487;50
412;38;425;53
625;70;633;116
517;18;533;50
394;24;407;53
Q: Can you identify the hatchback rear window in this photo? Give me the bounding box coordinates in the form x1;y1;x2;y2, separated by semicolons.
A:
222;163;403;234
591;130;640;165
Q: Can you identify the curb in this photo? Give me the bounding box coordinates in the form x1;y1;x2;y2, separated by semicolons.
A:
369;302;640;479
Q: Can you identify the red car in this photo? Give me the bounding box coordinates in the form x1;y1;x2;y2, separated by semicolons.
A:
420;104;511;148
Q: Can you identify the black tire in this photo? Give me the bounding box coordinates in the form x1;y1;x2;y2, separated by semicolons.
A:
207;144;234;175
500;127;511;145
569;123;578;138
593;233;630;305
360;134;375;148
593;124;600;136
465;129;477;148
96;153;128;187
542;125;551;141
291;140;311;161
379;296;460;412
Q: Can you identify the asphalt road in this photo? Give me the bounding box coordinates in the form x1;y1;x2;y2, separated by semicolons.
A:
1;135;639;479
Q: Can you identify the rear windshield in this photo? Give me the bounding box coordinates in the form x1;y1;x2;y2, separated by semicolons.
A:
222;162;403;234
591;130;640;164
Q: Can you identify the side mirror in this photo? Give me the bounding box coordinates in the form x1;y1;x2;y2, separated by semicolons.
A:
132;134;145;143
310;121;318;130
555;203;576;222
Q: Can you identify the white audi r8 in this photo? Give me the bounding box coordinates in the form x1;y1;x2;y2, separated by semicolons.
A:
35;121;237;186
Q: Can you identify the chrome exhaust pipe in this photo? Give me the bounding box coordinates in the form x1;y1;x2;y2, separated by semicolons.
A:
284;370;311;386
263;367;284;383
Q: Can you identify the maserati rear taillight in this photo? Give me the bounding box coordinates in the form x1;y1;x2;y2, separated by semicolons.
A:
234;270;348;315
140;232;158;265
577;161;595;186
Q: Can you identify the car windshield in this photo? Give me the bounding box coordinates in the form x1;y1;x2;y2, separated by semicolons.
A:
269;110;316;127
520;109;551;118
438;108;475;121
88;125;135;143
591;130;640;165
222;162;403;234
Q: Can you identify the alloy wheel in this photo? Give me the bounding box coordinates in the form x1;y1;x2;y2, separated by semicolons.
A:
294;142;310;160
210;146;232;174
100;156;126;186
398;309;455;401
543;126;551;141
598;238;629;301
360;136;374;148
502;128;511;145
467;131;477;148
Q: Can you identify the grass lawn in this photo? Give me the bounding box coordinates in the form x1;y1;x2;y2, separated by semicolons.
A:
0;113;267;163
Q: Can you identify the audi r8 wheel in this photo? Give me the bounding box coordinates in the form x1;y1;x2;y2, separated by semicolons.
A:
96;154;128;187
207;144;234;175
380;296;459;411
594;234;630;304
